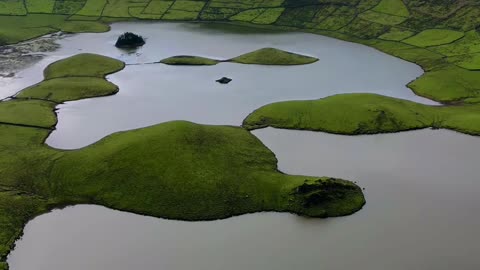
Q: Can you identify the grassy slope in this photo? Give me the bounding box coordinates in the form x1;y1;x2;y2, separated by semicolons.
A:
243;93;480;135
158;48;318;66
0;54;365;268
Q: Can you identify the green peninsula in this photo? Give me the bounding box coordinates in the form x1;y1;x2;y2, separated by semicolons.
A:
243;94;480;136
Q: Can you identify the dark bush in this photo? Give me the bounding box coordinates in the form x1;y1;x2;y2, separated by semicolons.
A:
115;32;145;48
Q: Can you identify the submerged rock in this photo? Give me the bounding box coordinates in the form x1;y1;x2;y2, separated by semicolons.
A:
216;77;232;84
115;32;145;49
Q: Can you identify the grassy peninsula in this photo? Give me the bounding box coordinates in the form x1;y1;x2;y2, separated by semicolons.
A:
0;54;365;269
243;93;480;135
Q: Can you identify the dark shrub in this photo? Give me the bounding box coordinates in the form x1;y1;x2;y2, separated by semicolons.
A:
115;32;145;48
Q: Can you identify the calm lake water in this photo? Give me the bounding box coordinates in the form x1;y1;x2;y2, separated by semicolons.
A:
4;22;479;270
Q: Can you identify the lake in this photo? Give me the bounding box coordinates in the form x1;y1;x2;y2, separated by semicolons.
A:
4;22;478;270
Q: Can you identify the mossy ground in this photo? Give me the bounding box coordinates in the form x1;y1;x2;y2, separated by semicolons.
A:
0;54;365;269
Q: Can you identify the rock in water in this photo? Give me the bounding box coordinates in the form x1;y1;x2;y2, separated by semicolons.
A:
216;77;232;84
115;32;145;49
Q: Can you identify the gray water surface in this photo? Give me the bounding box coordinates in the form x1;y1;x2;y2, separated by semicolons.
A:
9;129;480;270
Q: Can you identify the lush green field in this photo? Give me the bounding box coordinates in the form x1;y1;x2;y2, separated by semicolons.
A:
243;93;480;135
0;54;365;269
158;48;318;66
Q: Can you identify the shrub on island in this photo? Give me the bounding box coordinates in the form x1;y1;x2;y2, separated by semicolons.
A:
115;32;145;48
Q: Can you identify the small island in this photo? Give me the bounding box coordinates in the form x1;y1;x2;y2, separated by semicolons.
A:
158;48;318;66
159;55;220;65
216;77;232;84
115;32;145;49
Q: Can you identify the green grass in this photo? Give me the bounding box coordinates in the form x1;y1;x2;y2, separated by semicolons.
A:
408;66;480;102
403;29;465;47
448;53;480;70
53;0;87;15
230;9;265;22
230;48;318;65
75;0;107;17
431;30;480;56
143;0;173;15
0;14;109;45
17;77;119;103
379;28;415;41
162;9;200;20
60;20;110;33
169;0;205;12
0;100;56;128
25;0;56;13
102;0;150;18
243;93;480;135
44;53;125;79
372;0;409;17
159;55;220;65
252;8;284;24
0;53;365;269
359;10;407;26
0;0;26;15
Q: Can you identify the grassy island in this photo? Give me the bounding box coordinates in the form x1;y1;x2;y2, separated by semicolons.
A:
159;55;220;65
159;48;318;66
0;54;365;269
243;93;480;135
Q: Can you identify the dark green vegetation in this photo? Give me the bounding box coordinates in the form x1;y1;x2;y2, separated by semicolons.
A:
243;94;480;135
0;54;365;269
159;48;318;66
1;0;480;104
115;32;145;48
